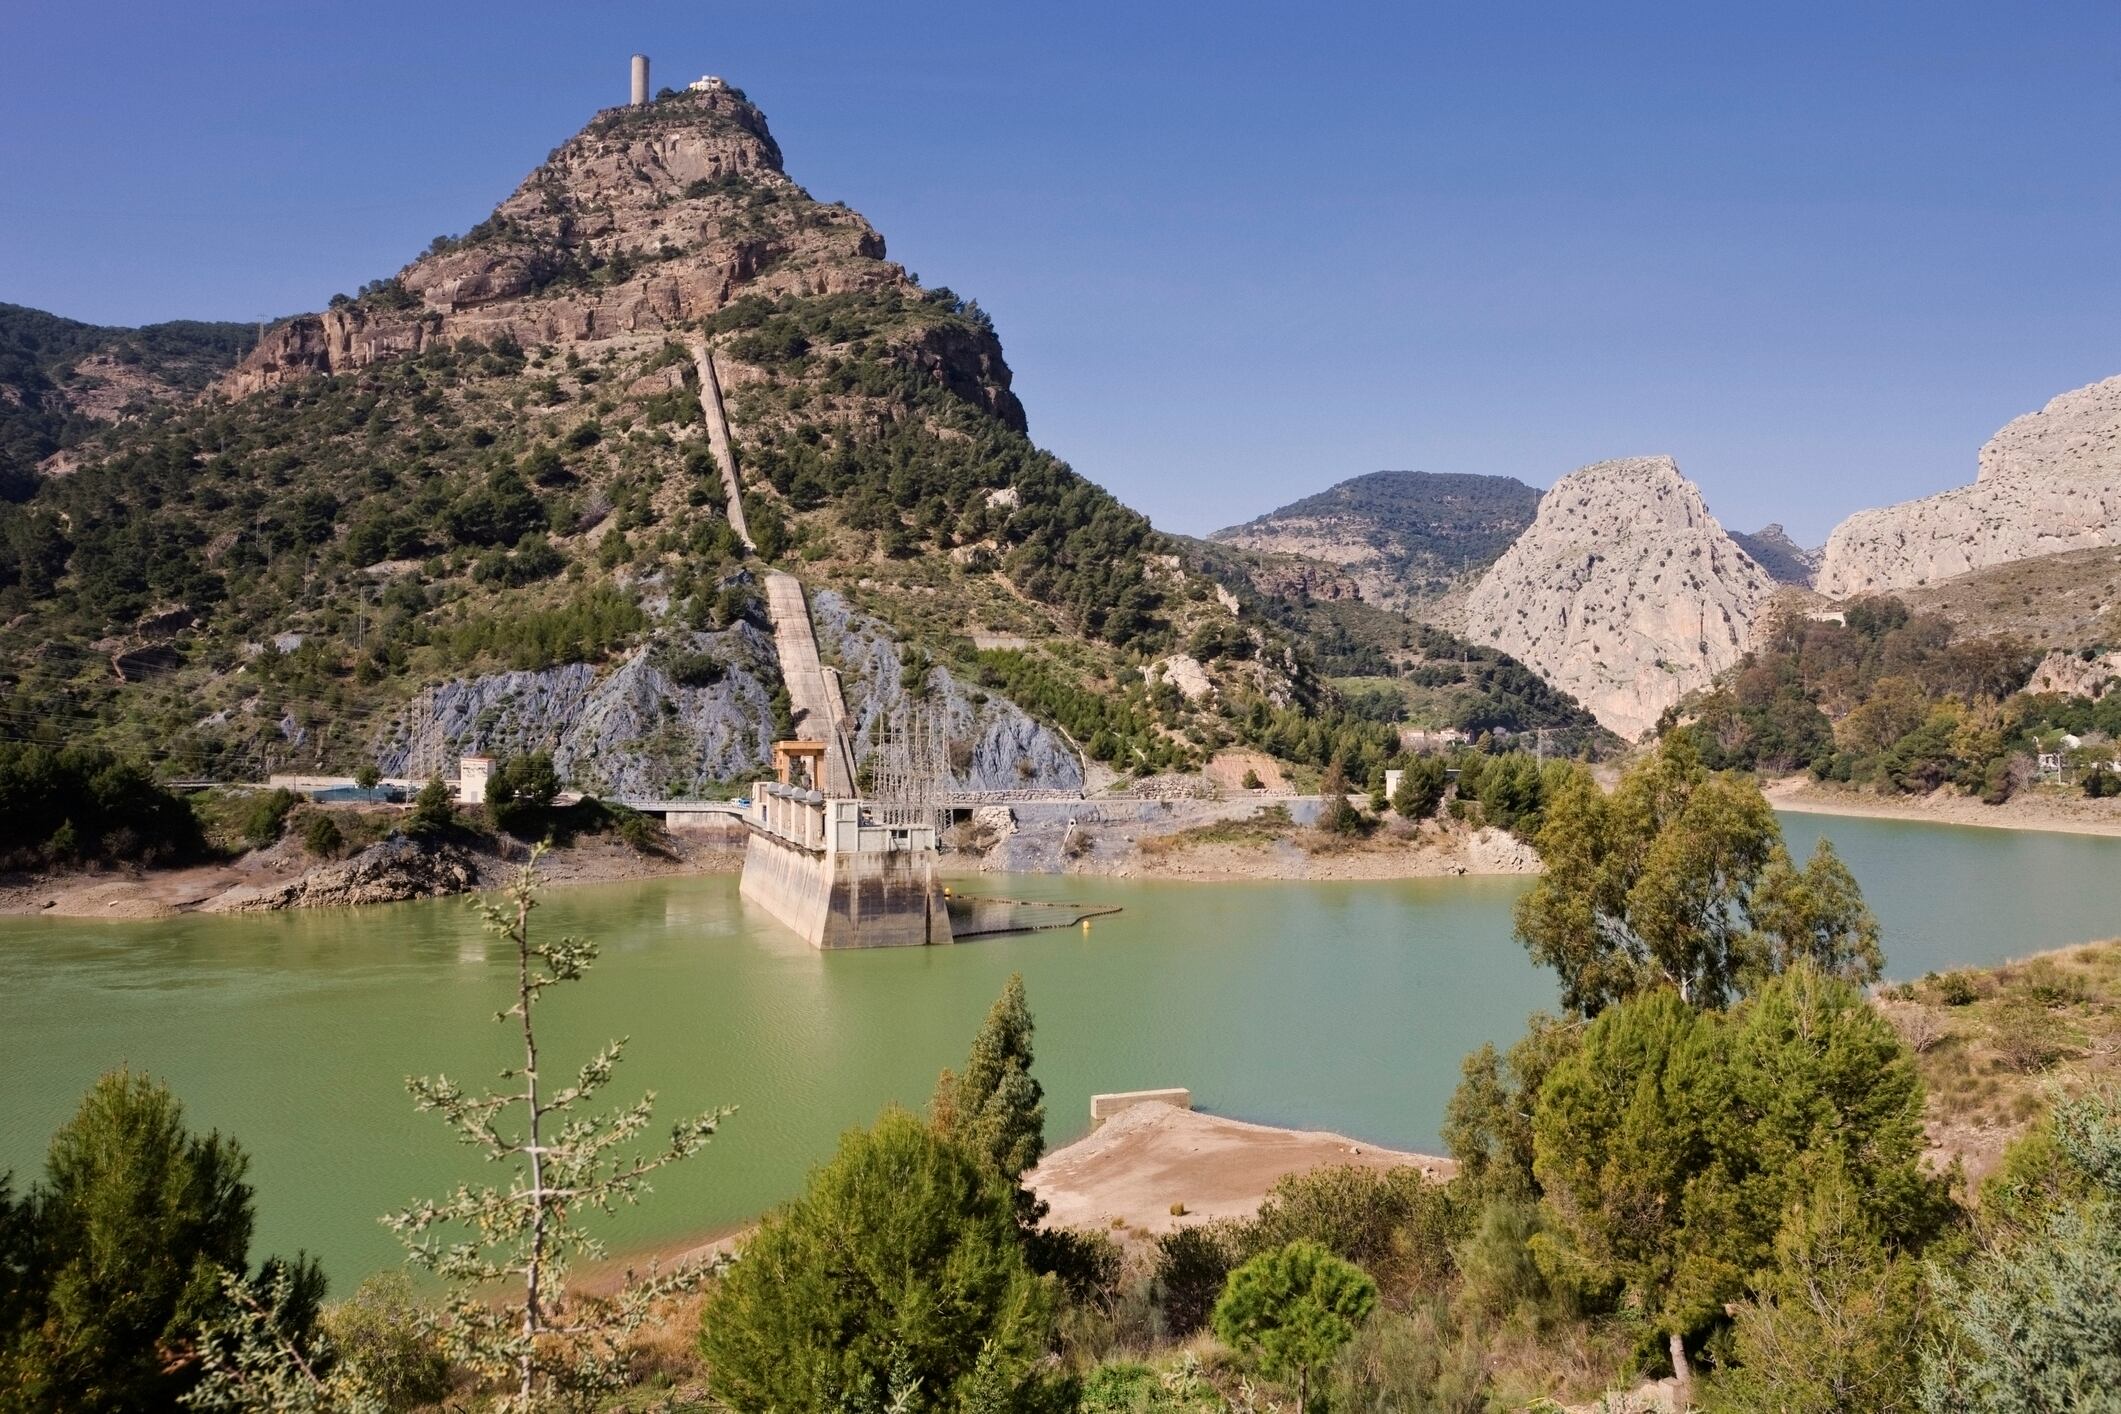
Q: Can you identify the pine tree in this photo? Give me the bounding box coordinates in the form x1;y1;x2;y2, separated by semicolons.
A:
383;849;729;1410
1211;1239;1378;1412
0;1070;316;1413
698;1108;1062;1414
932;974;1047;1205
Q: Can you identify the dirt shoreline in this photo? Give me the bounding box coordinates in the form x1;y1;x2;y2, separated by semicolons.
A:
582;1101;1452;1288
0;833;744;921
1764;775;2121;839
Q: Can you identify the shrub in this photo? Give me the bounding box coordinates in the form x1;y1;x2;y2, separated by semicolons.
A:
1212;1240;1378;1411
319;1273;451;1412
405;777;456;840
1151;1223;1244;1337
485;752;562;837
242;788;299;848
300;812;344;859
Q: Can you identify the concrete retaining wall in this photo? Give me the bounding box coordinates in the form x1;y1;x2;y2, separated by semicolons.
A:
739;831;953;948
1090;1088;1193;1125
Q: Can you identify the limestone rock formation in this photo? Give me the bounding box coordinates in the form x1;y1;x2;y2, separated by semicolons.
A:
224;88;1024;430
1816;374;2121;598
1463;457;1775;740
2026;648;2121;700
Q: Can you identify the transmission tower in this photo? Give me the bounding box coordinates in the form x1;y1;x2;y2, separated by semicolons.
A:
867;701;951;831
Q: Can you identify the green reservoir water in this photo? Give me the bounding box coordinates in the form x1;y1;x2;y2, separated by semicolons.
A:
2;812;2117;1285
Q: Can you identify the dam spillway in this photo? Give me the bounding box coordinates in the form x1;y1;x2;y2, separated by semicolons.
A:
737;784;953;948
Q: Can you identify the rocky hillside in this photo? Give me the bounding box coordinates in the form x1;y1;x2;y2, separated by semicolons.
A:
1209;470;1538;619
0;304;255;498
1184;536;1610;741
0;84;1288;792
1816;373;2121;597
1463;457;1776;739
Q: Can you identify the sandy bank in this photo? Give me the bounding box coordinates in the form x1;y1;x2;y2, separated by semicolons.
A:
0;832;742;921
1028;1101;1453;1243
586;1101;1453;1288
1765;775;2121;840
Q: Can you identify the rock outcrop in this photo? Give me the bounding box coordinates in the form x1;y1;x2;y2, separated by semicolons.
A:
222;88;1024;430
370;623;781;798
1463;457;1775;740
2026;649;2121;699
202;836;481;912
1816;374;2121;598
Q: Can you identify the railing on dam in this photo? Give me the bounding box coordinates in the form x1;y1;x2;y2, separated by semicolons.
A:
744;782;940;856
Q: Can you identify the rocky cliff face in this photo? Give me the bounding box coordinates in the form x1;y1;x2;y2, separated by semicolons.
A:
370;622;781;798
1816;374;2121;598
1463;457;1775;740
813;591;1084;792
225;88;1023;429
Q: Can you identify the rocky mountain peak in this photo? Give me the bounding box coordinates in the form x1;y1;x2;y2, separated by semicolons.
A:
225;86;934;398
1816;371;2121;598
1728;522;1821;587
1976;374;2121;484
1463;456;1775;739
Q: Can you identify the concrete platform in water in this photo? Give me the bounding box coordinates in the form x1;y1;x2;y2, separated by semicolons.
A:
737;784;953;948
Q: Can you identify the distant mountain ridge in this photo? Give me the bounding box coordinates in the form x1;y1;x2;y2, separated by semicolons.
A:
1209;470;1538;615
0;304;256;499
1727;523;1820;587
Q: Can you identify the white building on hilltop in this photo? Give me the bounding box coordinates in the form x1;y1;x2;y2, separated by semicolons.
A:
688;75;729;93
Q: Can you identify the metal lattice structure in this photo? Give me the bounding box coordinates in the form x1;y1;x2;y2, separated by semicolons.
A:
866;702;951;831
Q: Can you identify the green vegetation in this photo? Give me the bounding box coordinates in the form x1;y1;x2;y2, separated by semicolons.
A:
699;1109;1064;1414
482;750;561;836
382;856;726;1407
0;302;256;501
1211;1240;1377;1411
1665;596;2102;801
1923;1086;2121;1407
0;1071;318;1411
1211;470;1538;600
1516;735;1881;1014
0;741;204;866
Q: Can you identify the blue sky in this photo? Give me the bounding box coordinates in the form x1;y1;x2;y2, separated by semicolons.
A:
5;2;2118;543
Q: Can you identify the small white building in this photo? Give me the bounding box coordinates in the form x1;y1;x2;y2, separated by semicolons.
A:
457;755;494;805
688;75;729;93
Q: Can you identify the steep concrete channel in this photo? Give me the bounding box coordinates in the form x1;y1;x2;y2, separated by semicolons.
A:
691;340;752;550
763;572;858;796
692;337;854;796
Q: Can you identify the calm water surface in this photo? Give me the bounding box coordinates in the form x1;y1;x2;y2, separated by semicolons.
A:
2;812;2116;1284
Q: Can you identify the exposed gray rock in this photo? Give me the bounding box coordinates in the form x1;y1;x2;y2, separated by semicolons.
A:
811;590;1084;793
371;623;779;798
